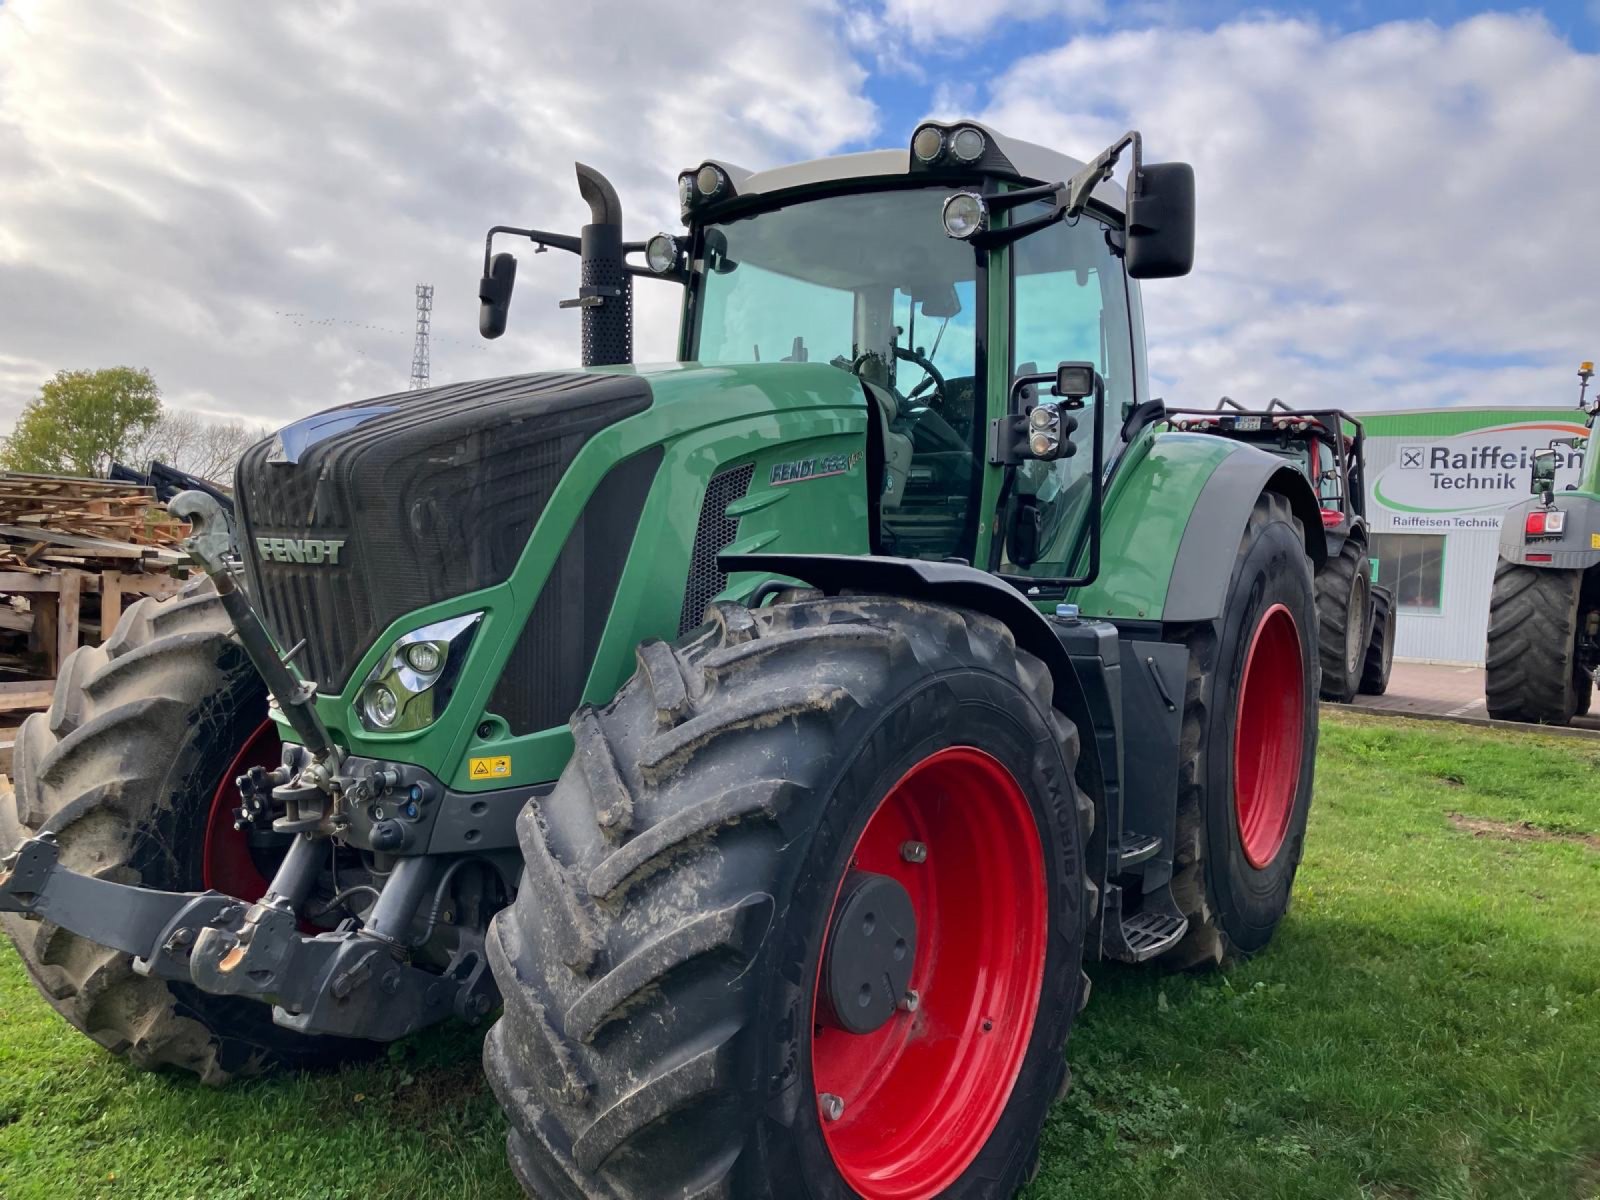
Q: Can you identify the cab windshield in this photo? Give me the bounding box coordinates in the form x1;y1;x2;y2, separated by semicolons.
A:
691;187;981;560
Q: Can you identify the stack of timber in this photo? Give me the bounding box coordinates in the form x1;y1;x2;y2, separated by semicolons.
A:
0;473;196;748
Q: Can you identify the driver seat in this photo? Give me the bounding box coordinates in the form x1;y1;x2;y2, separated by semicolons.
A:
864;380;913;510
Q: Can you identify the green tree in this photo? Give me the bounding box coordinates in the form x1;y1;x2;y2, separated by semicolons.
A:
1;367;163;476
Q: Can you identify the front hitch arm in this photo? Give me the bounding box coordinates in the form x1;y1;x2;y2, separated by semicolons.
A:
0;836;237;977
0;836;500;1041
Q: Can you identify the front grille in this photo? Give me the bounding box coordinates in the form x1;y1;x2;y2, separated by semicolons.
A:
235;372;652;693
678;463;755;635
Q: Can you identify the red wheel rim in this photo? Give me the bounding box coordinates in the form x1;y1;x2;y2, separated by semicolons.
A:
203;718;280;901
1233;604;1305;869
810;746;1048;1199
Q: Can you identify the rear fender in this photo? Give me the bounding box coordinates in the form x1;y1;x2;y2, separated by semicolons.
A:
1162;450;1326;624
1498;494;1600;570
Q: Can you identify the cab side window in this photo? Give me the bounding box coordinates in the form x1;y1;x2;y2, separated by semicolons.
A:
1005;213;1136;577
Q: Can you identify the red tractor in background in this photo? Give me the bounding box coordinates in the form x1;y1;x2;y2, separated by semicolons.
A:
1168;400;1393;701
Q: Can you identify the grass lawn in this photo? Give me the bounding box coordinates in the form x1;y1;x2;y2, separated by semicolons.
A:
1;710;1597;1199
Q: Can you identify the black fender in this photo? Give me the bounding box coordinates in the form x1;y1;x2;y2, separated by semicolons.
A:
722;551;1105;807
1164;452;1327;624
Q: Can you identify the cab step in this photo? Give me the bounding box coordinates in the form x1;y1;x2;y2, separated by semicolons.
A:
1117;832;1162;871
1101;882;1189;963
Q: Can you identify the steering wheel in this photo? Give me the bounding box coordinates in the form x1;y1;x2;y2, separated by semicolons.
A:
853;346;948;413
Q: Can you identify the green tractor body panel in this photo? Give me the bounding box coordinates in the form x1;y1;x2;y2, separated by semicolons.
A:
1067;429;1235;620
294;362;870;791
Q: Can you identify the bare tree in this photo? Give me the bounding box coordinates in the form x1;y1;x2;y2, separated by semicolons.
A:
126;410;273;484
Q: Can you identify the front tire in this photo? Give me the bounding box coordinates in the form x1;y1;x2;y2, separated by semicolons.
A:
0;587;367;1083
1485;563;1585;724
1316;536;1370;702
1163;492;1319;968
1358;588;1396;696
484;595;1093;1200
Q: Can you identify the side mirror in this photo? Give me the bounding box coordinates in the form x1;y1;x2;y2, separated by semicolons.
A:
1531;448;1558;497
479;252;518;339
1126;162;1195;279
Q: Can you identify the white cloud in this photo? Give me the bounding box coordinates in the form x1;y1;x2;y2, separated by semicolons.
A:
0;0;876;426
974;13;1600;410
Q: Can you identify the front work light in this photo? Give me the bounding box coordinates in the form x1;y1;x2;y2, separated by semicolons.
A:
912;125;946;163
696;164;727;197
942;192;988;240
645;233;682;274
949;126;986;163
357;612;483;734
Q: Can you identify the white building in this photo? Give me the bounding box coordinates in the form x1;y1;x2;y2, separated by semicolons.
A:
1361;406;1589;665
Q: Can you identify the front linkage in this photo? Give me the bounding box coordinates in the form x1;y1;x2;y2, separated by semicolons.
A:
0;491;498;1042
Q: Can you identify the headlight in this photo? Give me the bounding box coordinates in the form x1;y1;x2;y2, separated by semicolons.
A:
356;612;482;733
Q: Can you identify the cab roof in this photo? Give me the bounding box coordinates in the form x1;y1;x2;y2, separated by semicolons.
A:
692;120;1127;221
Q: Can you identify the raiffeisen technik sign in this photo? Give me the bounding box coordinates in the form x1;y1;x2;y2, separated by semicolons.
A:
1371;419;1588;530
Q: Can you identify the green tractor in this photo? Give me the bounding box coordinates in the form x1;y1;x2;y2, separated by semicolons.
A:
1;122;1326;1199
1166;400;1394;701
1485;361;1600;725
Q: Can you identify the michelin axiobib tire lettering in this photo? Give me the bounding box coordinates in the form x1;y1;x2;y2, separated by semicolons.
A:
1485;562;1588;725
1163;491;1319;968
1315;536;1369;703
484;594;1093;1199
0;584;366;1083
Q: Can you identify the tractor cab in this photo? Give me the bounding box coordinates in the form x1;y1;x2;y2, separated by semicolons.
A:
481;121;1195;587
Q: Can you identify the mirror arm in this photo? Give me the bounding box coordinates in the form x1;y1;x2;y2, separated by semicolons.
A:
1064;130;1140;220
482;225;581;276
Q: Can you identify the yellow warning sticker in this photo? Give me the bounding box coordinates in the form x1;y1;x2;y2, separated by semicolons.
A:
1591;532;1600;549
469;755;512;780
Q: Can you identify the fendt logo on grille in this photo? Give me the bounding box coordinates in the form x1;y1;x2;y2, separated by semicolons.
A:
254;536;347;565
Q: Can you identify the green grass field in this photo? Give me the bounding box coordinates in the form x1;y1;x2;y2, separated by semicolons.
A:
2;711;1597;1200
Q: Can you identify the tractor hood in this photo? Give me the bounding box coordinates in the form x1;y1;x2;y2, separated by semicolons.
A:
236;370;655;693
235;362;865;701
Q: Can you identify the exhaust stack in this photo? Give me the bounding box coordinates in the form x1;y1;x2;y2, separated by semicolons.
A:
575;163;632;367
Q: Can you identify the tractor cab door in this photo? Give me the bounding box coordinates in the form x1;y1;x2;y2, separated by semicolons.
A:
996;205;1137;580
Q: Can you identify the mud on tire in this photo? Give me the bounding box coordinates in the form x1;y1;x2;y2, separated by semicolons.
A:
484;593;1094;1200
0;584;365;1083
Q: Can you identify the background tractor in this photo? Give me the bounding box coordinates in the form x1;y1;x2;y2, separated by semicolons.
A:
1485;361;1600;725
1;122;1327;1200
1168;399;1393;701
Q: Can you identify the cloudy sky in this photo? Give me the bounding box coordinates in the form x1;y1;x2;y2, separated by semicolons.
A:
2;0;1598;429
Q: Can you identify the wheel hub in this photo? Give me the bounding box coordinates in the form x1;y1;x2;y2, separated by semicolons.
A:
820;871;917;1035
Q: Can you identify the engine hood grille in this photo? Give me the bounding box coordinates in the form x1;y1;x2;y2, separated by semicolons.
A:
235;371;652;693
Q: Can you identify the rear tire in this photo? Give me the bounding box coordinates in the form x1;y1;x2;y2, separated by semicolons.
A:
1485;562;1584;724
1358;588;1395;696
484;595;1093;1200
1316;536;1370;702
0;585;368;1083
1162;492;1319;969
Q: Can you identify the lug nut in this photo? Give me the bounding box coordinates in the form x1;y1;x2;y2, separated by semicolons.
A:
819;1093;845;1122
898;989;920;1013
900;841;928;863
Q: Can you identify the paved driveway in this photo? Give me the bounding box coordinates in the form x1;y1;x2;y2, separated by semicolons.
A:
1343;660;1600;734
